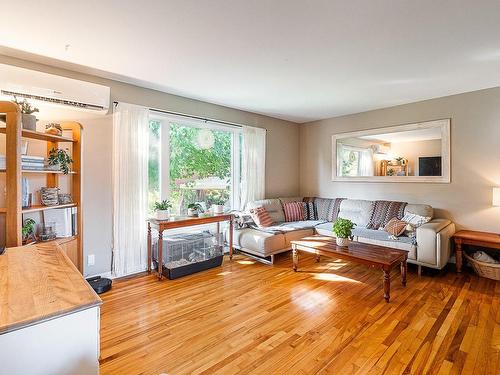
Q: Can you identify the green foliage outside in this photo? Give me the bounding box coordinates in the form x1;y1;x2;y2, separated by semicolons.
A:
148;121;232;213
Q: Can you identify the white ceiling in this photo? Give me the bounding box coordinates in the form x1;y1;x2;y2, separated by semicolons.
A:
361;127;442;143
1;0;500;123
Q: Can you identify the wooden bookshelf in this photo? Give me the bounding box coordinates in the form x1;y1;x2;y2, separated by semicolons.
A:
0;127;76;143
0;101;83;272
0;169;77;174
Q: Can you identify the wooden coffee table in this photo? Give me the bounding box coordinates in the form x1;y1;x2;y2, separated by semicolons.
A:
291;235;408;303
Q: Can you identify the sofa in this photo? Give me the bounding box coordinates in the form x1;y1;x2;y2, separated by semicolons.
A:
230;197;456;271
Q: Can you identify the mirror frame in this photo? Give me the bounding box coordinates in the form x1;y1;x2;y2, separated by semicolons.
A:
331;118;450;183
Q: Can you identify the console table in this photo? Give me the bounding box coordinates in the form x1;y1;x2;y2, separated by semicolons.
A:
453;230;500;273
147;214;234;280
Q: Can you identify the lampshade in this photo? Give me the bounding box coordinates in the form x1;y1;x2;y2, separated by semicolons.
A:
493;187;500;206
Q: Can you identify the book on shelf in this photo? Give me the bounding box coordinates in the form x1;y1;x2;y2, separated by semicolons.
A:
0;154;46;170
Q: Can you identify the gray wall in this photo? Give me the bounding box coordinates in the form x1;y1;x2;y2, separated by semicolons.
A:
299;86;500;232
0;55;300;276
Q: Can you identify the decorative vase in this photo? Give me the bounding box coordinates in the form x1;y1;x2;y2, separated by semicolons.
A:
213;204;224;214
40;187;59;206
336;237;349;247
187;208;198;217
22;114;37;131
155;209;170;220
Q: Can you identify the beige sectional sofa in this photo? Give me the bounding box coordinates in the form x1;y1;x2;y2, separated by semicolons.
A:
230;197;455;270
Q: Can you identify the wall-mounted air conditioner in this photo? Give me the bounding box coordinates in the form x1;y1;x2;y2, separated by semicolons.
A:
373;144;391;155
0;63;110;114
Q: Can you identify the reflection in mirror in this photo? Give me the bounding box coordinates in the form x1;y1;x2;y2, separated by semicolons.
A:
333;119;450;182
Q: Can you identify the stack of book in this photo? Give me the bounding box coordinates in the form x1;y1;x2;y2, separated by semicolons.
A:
22;155;46;171
0;155;46;171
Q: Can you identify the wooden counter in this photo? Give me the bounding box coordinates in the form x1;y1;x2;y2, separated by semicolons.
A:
0;241;101;334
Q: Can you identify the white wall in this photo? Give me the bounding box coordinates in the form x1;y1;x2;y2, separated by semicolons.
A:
300;86;500;232
0;55;300;276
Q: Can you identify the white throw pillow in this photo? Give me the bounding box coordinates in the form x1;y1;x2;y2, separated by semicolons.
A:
402;213;431;228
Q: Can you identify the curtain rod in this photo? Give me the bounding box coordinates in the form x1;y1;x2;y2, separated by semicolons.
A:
113;101;266;131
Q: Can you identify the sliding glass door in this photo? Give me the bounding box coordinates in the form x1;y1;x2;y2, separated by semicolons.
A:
148;115;241;215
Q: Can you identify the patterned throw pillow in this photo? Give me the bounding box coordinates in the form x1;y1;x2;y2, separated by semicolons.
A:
304;201;318;220
249;206;274;227
384;217;407;237
283;202;305;222
402;213;431;228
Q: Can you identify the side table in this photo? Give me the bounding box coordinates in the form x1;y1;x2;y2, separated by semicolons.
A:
452;230;500;272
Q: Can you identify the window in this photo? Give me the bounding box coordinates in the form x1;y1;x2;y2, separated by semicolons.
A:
148;115;242;215
341;148;360;176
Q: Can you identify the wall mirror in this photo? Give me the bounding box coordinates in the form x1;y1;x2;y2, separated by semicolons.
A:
332;119;450;183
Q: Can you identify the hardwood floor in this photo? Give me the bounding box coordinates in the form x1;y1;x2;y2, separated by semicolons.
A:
99;252;499;375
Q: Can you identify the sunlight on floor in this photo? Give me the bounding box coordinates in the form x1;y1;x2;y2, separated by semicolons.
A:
291;289;331;310
217;271;232;276
313;273;361;283
237;260;255;265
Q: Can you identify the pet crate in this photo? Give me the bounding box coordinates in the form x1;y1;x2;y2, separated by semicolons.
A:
153;231;224;279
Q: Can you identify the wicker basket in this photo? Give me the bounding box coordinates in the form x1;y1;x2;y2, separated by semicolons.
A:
463;252;500;281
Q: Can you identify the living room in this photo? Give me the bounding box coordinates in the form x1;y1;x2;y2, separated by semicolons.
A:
0;1;499;375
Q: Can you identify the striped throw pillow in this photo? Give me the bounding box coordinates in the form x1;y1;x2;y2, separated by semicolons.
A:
283;202;305;222
304;201;318;220
249;206;274;227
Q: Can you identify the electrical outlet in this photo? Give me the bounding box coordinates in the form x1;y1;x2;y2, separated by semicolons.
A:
87;254;95;266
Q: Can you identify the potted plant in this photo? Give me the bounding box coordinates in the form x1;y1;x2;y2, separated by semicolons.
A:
154;200;172;220
22;218;37;244
187;203;203;217
47;147;73;174
211;197;226;214
13;96;39;131
207;190;228;214
332;218;356;247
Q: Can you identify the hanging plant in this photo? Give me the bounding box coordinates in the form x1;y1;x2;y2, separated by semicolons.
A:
48;148;73;174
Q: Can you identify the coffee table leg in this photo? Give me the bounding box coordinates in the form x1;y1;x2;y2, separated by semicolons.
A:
292;245;298;272
401;258;407;287
383;269;390;303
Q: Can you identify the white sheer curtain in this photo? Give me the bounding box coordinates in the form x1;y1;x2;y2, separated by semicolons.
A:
359;148;375;176
240;126;266;209
112;102;150;277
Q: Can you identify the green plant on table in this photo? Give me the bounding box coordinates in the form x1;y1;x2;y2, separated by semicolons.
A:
48;148;73;174
187;203;203;212
154;200;172;211
332;218;356;239
13;96;39;114
22;218;36;240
